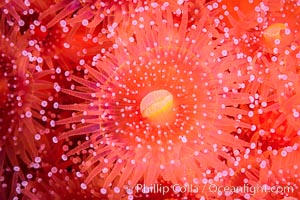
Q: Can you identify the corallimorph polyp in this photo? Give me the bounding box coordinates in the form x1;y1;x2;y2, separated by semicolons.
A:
57;3;252;197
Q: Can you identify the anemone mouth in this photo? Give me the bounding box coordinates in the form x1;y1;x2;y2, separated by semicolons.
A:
140;89;175;125
263;23;291;51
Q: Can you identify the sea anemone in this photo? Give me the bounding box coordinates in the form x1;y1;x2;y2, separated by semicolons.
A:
0;40;54;166
224;144;299;200
57;2;253;198
0;12;58;199
256;147;300;199
227;147;300;200
209;0;300;149
207;0;299;61
26;9;112;71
